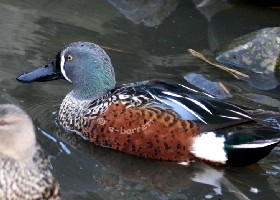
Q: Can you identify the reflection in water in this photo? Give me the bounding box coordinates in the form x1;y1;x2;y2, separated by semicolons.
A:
191;164;224;195
192;0;233;21
107;0;180;27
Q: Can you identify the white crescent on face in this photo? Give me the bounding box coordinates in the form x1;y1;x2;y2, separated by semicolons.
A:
60;54;72;83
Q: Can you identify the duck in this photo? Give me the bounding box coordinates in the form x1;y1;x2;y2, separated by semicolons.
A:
0;104;60;199
17;41;280;167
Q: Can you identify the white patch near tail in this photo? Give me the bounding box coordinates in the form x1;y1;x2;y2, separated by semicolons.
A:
191;132;227;164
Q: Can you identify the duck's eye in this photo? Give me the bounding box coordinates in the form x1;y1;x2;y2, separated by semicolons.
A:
67;55;73;61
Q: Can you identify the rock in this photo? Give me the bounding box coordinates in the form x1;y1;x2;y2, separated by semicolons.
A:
216;27;280;90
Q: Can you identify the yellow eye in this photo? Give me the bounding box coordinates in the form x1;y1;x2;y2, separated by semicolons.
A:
67;55;73;61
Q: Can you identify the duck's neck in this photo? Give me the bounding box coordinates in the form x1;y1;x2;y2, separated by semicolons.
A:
72;73;116;100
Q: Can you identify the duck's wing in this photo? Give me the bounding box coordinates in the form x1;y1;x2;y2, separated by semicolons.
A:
89;80;280;166
114;80;253;128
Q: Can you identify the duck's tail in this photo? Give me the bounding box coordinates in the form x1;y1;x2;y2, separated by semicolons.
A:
224;126;280;166
190;125;280;166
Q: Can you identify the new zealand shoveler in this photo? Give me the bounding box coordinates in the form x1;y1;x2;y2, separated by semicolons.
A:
0;104;60;199
17;42;280;166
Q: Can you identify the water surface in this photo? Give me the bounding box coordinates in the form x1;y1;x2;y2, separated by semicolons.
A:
0;0;280;199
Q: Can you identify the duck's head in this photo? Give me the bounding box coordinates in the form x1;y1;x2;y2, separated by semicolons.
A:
0;104;36;166
17;42;116;99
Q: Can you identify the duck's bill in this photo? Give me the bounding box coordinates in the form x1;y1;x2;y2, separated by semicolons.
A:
16;60;64;83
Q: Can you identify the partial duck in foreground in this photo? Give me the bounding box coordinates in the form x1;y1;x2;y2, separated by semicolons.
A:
0;104;60;200
17;42;280;167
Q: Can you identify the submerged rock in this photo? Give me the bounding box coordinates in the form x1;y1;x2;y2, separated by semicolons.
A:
106;0;180;27
216;27;280;90
184;73;232;99
192;0;233;21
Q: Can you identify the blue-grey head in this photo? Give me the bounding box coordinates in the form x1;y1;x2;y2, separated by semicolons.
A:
17;42;116;99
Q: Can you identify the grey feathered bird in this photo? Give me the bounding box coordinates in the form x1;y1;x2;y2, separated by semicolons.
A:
0;104;60;200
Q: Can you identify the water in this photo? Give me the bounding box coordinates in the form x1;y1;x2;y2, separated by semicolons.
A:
0;0;280;199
